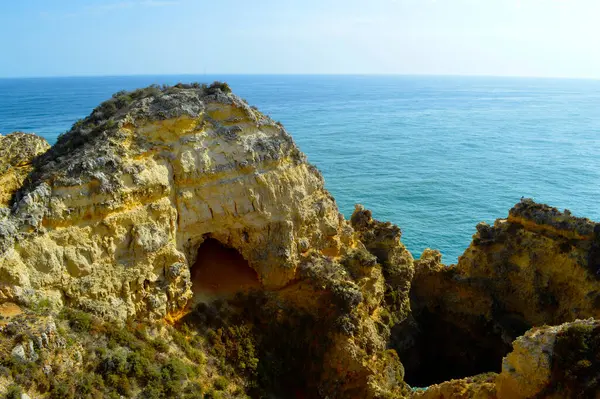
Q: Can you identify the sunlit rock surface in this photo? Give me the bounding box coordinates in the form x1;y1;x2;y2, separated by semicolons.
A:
0;84;412;398
0;132;49;208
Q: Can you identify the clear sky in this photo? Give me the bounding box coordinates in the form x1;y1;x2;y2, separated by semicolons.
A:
1;0;599;78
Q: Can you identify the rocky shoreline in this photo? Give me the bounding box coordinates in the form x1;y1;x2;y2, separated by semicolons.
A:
0;83;598;398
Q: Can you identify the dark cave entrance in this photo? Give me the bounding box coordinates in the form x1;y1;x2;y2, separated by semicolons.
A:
393;308;527;388
190;238;260;300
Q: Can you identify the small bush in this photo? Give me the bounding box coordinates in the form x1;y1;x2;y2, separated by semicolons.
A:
60;308;95;333
75;372;104;397
49;379;75;399
213;376;229;391
206;81;232;95
5;384;22;399
182;381;205;398
550;323;600;396
151;337;170;353
31;297;53;313
204;389;223;399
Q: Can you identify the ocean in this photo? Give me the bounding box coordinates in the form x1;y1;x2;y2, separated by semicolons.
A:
1;75;600;263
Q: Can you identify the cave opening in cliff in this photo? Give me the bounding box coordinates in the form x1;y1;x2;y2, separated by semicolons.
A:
393;309;517;388
190;238;260;300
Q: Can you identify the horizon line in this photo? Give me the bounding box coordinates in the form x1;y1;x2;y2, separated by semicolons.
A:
1;72;600;81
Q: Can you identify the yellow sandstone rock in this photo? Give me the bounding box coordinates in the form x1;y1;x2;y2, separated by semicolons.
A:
0;132;49;208
0;84;416;398
399;200;600;398
0;87;350;320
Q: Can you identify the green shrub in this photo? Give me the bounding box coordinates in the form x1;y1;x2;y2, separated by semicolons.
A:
49;379;75;399
172;327;206;365
140;385;163;399
60;308;95;333
106;373;133;396
75;372;104;397
206;81;232;95
127;351;153;379
31;297;53;314
203;389;223;399
106;324;142;351
208;325;258;375
213;376;229;391
182;381;205;398
5;384;22;399
151;337;170;353
549;323;600;396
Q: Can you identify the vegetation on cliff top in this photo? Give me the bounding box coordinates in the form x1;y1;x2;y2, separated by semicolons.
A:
15;80;236;198
59;81;232;143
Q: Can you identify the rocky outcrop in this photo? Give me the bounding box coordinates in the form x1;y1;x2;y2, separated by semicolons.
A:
497;318;600;398
456;199;600;326
418;318;600;399
0;83;413;398
411;373;497;399
0;85;351;320
399;199;600;396
351;205;414;326
0;132;49;208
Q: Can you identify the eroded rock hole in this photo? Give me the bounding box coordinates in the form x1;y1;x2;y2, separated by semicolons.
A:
190;238;260;300
393;309;526;387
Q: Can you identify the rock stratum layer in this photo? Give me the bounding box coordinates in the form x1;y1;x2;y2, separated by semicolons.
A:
0;83;598;398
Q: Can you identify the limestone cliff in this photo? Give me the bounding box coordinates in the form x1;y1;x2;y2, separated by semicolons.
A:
0;84;350;319
0;83;413;398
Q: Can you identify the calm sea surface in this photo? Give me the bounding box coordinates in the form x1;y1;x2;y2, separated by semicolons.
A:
1;75;600;263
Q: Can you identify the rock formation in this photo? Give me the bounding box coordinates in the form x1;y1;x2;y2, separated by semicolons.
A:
0;83;598;398
0;83;414;398
0;132;50;208
0;84;353;319
400;199;600;397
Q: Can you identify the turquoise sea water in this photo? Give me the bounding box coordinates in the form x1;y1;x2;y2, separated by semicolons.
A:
1;75;600;263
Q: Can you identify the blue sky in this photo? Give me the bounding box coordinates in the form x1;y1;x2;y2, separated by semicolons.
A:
1;0;599;78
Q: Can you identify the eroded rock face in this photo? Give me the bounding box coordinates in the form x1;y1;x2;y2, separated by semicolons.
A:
0;86;349;320
457;199;600;325
0;132;50;208
497;318;600;398
0;84;414;398
351;204;415;326
410;373;497;399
